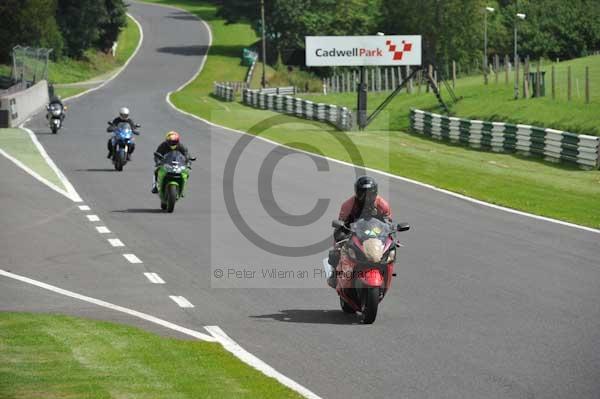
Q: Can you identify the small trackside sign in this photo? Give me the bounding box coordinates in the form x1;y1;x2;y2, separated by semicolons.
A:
305;35;422;66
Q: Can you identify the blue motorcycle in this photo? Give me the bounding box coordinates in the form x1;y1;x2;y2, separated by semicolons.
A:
107;121;140;171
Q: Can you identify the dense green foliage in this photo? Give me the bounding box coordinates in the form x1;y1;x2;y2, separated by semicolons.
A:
0;0;127;62
217;0;600;71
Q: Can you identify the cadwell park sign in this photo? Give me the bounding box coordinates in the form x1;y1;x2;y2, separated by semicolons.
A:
305;35;422;66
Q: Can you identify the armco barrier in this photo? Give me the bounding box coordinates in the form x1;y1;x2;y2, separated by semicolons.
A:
213;82;234;102
410;109;600;169
0;80;49;128
242;88;353;131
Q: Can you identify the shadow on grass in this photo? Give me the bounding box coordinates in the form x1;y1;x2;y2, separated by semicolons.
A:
250;309;358;325
398;129;586;172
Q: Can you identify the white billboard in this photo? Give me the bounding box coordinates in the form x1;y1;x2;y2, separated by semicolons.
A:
305;35;422;67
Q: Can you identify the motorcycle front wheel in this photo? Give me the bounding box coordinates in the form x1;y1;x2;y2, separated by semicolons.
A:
360;288;379;324
166;184;177;213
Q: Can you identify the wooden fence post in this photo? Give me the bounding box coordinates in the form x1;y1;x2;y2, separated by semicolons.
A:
406;66;412;94
585;66;590;104
551;65;555;100
568;65;572;101
426;64;432;93
417;70;422;94
504;55;509;85
452;60;456;88
523;57;530;98
536;61;541;97
391;68;396;89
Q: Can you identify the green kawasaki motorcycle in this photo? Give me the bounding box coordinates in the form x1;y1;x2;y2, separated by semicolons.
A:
154;151;195;212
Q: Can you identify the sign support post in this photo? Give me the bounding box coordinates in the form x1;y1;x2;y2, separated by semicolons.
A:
357;66;367;130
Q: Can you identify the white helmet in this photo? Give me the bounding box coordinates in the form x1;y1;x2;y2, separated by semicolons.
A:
119;107;130;119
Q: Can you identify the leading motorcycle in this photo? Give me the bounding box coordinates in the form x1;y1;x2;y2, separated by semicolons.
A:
107;121;140;171
326;217;410;324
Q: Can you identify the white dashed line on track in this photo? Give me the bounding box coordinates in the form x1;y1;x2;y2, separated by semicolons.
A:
78;205;91;211
144;273;165;284
169;296;194;308
86;215;100;222
108;238;125;247
123;253;143;264
96;226;111;234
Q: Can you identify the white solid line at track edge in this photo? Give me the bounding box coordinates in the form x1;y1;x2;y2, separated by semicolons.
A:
0;269;215;341
0;268;323;399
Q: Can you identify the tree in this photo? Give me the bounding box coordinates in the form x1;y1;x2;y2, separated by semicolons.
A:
97;0;128;52
56;0;108;58
0;0;63;63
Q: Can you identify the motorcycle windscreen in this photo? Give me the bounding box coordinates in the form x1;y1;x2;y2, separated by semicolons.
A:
351;218;392;242
163;150;187;165
116;122;133;139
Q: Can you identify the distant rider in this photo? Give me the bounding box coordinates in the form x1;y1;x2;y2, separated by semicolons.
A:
107;107;138;160
328;176;393;288
46;95;66;123
151;131;190;193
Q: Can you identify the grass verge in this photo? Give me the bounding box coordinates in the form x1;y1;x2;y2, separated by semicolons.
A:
0;128;64;190
142;0;600;228
0;312;302;398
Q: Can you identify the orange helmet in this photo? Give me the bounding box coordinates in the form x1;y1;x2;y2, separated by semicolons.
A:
165;131;180;148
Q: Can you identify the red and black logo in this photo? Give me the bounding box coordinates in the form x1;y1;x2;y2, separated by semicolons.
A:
386;40;412;61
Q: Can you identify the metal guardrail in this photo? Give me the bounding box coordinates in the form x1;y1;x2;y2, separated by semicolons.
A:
258;86;296;95
213;82;235;101
242;88;353;131
410;109;600;169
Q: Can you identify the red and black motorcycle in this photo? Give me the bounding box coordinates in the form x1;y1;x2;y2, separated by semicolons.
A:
329;217;410;324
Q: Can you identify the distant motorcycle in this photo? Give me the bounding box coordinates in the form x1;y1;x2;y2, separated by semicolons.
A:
154;150;195;212
46;102;66;134
327;217;410;324
107;121;140;171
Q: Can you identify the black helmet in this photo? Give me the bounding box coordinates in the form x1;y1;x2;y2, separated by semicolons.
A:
354;176;378;204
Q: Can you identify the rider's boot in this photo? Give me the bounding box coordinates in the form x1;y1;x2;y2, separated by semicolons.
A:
151;174;158;194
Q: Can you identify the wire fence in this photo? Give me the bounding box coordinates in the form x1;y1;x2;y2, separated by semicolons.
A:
11;46;52;86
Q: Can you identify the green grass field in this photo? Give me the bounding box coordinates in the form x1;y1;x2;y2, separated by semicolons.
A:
0;128;64;190
0;312;302;399
143;0;600;228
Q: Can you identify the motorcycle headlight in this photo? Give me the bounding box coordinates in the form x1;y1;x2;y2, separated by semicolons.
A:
51;109;61;116
385;249;396;263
